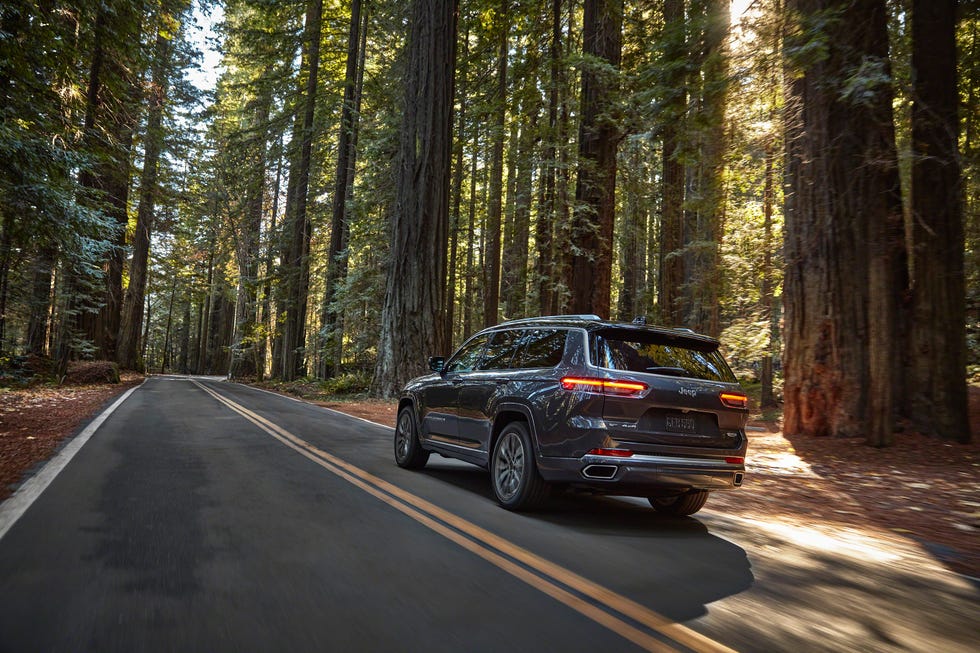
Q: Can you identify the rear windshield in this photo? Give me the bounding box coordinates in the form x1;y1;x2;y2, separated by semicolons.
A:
591;330;737;383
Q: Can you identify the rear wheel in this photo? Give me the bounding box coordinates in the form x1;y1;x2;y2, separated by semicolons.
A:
394;406;429;469
491;422;548;510
648;489;709;516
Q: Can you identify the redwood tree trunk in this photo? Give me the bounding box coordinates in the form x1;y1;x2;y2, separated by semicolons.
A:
373;0;458;397
118;26;173;371
536;0;563;315
320;0;367;378
783;0;906;442
483;1;508;328
909;0;969;442
658;0;685;327
76;2;141;361
569;0;623;318
281;0;323;381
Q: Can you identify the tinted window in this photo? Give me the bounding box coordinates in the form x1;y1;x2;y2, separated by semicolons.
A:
592;331;736;383
477;330;524;370
512;329;567;369
445;334;490;373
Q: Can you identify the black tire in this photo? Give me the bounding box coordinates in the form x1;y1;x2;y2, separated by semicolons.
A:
490;421;548;510
648;490;709;516
394;406;429;469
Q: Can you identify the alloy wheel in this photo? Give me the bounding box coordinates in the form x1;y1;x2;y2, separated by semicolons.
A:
493;431;525;501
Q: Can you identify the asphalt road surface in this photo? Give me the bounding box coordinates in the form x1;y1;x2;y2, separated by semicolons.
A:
0;377;976;652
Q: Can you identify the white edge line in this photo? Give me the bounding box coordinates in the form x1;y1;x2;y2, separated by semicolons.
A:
0;379;146;542
230;381;396;432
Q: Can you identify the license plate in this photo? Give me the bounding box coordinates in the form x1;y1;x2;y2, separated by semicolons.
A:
665;414;697;433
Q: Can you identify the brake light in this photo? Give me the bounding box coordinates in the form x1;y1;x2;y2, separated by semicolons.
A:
725;457;745;464
588;448;635;457
720;392;748;409
560;377;648;397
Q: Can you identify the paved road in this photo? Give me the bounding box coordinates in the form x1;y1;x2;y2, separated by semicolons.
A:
0;377;975;652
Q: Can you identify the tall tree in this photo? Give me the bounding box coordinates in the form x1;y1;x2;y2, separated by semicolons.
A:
320;0;368;378
684;0;729;337
281;0;323;381
227;75;272;380
658;0;686;326
536;0;565;315
75;0;143;362
373;0;458;397
118;3;187;371
483;0;508;328
783;0;907;442
909;0;969;442
569;0;623;317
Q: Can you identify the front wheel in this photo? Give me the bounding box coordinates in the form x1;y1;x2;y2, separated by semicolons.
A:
394;406;429;469
491;422;548;510
648;489;709;516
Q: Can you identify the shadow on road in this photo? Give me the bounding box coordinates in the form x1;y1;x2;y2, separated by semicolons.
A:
421;463;754;622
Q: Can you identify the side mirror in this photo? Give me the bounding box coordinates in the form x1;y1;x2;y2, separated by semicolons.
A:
428;356;446;373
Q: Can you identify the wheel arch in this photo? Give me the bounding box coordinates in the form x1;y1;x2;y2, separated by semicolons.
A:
490;402;539;458
397;396;419;429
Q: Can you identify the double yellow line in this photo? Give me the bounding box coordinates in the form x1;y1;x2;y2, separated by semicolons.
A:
192;380;733;653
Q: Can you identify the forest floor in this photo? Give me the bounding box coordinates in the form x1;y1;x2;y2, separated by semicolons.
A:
1;374;977;579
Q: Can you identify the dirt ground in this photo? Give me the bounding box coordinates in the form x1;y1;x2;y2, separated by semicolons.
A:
1;377;977;579
0;372;144;502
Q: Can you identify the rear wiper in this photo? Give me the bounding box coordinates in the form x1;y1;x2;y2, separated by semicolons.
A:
645;366;689;377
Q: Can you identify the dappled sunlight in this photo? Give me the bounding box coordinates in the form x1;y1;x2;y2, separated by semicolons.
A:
738;516;903;565
745;447;819;478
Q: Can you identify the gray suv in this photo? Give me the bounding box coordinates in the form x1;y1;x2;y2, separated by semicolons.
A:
394;315;748;514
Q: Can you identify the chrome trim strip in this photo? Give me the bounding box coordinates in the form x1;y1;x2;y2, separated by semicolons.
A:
582;453;741;468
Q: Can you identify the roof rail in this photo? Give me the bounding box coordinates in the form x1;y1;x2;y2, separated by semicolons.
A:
497;314;603;326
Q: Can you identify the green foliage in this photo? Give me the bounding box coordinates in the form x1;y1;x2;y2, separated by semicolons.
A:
839;55;893;106
318;371;370;395
720;315;772;379
0;354;55;387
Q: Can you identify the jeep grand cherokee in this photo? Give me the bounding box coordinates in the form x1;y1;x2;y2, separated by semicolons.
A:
394;315;748;514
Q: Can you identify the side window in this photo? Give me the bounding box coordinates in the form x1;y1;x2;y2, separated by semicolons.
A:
476;329;524;371
445;334;490;373
512;329;567;369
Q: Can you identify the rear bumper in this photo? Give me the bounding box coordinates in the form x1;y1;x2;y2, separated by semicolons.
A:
536;452;744;494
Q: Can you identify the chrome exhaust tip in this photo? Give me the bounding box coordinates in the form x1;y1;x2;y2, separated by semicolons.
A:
733;472;744;486
582;464;618;480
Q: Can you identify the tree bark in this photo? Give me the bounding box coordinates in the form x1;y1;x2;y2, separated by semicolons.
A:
569;0;623;318
909;0;969;442
448;20;470;341
658;0;686;327
502;77;539;319
536;0;564;315
686;0;729;337
483;1;508;328
229;67;273;380
76;1;142;360
373;0;458;397
117;24;173;371
281;0;323;381
320;0;367;378
783;0;906;442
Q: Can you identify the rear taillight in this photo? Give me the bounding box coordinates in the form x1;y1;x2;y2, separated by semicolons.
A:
725;456;745;464
560;377;648;398
588;448;634;457
720;392;748;409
